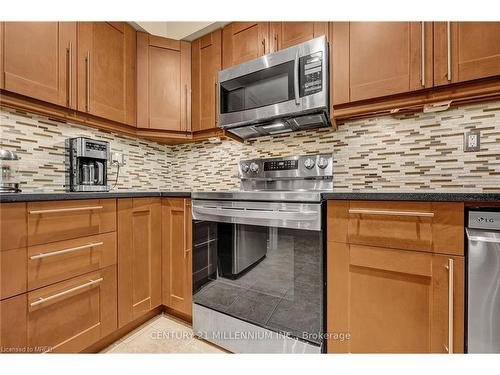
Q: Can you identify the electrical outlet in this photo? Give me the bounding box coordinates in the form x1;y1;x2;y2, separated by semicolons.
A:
111;152;126;166
464;132;481;152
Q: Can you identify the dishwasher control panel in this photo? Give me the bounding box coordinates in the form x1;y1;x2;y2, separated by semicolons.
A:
468;211;500;230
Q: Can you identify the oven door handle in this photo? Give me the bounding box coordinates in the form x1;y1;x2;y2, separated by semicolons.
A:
193;206;318;221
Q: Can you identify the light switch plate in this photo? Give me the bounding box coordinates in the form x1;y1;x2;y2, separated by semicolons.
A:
464;131;480;152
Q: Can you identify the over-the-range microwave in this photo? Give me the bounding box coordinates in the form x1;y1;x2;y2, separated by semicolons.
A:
217;36;330;139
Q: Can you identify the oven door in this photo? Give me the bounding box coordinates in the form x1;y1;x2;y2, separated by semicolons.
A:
218;36;328;130
191;200;324;352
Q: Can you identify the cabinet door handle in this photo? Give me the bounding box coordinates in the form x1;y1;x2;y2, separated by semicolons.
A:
261;38;265;55
348;208;435;218
447;22;452;81
185;84;189;132
86;51;91;112
421;22;425;87
444;258;454;354
214;79;218;126
29;205;103;215
30;278;103;307
30;241;104;260
184;200;191;259
67;42;73;107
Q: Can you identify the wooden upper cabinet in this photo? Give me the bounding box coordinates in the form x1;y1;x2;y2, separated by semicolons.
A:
434;22;500;86
162;198;192;318
2;22;77;108
191;30;222;132
332;22;433;104
222;22;269;69
269;22;328;52
137;33;191;132
77;22;136;125
117;198;161;327
0;23;4;89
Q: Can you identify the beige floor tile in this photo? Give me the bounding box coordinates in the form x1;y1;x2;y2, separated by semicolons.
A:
101;314;227;354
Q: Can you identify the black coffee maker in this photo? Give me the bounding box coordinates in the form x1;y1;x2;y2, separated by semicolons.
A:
66;137;109;192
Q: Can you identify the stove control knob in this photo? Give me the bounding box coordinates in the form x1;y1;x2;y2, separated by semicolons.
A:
304;158;315;169
249;162;259;173
317;157;329;169
241;163;250;173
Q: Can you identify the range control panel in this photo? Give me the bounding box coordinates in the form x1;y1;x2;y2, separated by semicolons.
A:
264;159;298;171
239;153;333;179
300;51;323;97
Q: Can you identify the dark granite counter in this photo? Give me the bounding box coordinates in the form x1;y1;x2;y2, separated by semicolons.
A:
321;192;500;202
2;191;499;203
0;191;191;203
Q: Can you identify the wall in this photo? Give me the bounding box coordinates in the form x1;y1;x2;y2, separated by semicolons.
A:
1;99;499;193
0;108;170;192
169;100;500;192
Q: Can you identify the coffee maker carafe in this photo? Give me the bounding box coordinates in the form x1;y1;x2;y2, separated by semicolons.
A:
67;137;109;192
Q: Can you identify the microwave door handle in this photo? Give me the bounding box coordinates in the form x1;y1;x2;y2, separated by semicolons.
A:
294;51;300;106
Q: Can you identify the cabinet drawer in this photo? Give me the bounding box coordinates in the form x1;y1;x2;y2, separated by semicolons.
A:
27;199;116;246
28;232;117;291
346;201;463;255
27;266;117;353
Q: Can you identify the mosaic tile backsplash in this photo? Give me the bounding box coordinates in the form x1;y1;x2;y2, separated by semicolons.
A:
1;100;499;193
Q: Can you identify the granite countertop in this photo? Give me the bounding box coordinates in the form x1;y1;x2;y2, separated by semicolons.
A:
1;191;499;203
320;192;500;202
0;191;191;203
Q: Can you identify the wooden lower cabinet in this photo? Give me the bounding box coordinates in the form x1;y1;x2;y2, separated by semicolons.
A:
162;198;192;318
117;198;161;327
0;266;117;353
327;200;465;354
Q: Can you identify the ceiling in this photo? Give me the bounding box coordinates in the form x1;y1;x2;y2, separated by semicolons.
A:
130;21;229;41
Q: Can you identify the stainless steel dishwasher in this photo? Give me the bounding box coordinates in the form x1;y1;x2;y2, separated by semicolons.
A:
466;209;500;353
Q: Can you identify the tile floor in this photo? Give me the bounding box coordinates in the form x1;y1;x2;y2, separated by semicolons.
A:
101;314;227;354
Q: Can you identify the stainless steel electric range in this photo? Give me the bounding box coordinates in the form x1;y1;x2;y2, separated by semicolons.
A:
191;153;332;353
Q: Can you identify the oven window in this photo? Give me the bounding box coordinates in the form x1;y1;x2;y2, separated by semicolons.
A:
193;221;323;345
220;61;295;114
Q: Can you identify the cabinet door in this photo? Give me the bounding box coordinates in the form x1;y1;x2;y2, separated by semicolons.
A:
269;22;327;52
431;254;465;354
222;22;269;69
327;242;464;353
28;266;116;353
191;30;221;132
0;22;4;89
162;198;192;318
2;22;77;108
335;22;433;103
434;22;500;85
77;22;136;125
137;33;191;131
117;198;161;327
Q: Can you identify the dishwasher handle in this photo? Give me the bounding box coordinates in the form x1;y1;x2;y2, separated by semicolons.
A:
466;228;500;244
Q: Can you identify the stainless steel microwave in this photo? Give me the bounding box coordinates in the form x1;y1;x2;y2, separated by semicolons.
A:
217;36;330;139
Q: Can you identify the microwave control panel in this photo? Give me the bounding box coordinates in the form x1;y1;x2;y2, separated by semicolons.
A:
299;51;323;97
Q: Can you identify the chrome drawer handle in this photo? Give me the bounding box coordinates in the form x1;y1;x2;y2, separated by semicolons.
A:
30;241;104;260
29;205;103;215
348;208;435;218
30;278;103;307
445;258;454;354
